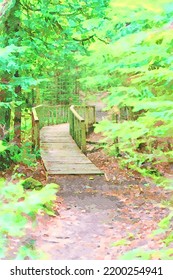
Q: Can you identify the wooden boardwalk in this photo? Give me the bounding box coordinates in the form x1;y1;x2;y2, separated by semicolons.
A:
40;124;103;175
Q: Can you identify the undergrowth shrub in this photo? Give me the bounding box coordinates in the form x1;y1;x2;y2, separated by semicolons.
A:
0;142;20;171
0;178;59;259
0;140;39;171
113;210;173;260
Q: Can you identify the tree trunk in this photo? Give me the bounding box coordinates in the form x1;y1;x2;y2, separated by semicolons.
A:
14;71;22;141
4;1;22;142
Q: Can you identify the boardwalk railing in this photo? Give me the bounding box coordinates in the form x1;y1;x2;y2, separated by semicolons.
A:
69;105;96;152
69;105;86;152
32;104;96;151
74;106;96;134
33;104;69;129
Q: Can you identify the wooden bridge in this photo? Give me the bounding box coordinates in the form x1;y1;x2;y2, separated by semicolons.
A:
32;105;103;175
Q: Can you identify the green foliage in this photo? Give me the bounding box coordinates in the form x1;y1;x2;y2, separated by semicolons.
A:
119;247;173;260
112;209;173;260
0;178;59;259
0;141;19;171
78;0;173;188
11;142;38;166
0;140;7;152
112;238;130;247
120;249;152;260
0;140;38;171
119;243;173;260
0;0;109;110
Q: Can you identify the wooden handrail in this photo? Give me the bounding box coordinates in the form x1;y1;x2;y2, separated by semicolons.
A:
70;105;84;122
32;107;39;122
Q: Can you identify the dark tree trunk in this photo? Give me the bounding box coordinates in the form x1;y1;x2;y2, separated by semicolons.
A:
4;1;22;142
14;71;22;141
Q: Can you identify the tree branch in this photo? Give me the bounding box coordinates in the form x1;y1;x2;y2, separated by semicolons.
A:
95;35;109;44
73;34;110;45
73;35;95;42
20;2;80;17
0;0;16;23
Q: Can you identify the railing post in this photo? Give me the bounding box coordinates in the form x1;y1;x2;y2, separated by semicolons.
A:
81;120;86;153
35;119;40;149
85;106;89;134
32;108;40;150
32;111;34;147
69;109;74;138
93;106;96;124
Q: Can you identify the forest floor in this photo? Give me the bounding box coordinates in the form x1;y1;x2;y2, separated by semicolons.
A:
22;144;171;260
1;94;173;260
31;93;173;259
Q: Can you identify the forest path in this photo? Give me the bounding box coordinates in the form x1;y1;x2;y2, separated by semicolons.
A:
31;95;170;259
40;124;103;175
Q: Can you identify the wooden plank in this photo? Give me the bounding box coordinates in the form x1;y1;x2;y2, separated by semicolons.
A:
45;161;92;165
41;143;77;147
41;151;81;155
41;146;80;153
41;158;91;163
44;164;103;174
40;137;72;143
41;151;83;157
45;163;98;169
48;170;103;175
40;135;71;139
41;133;69;137
45;164;103;173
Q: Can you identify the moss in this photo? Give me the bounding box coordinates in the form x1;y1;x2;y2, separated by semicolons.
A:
22;177;43;190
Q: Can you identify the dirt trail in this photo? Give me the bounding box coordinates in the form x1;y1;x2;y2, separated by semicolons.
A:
33;175;169;260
